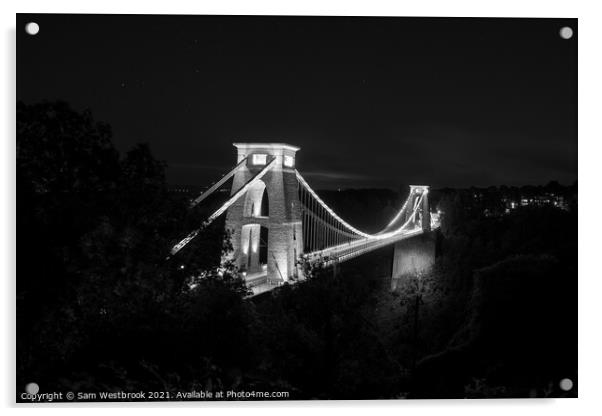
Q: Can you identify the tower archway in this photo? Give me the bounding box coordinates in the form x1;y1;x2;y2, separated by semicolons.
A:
243;180;269;217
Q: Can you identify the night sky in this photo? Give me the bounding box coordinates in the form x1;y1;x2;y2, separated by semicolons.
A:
17;14;577;190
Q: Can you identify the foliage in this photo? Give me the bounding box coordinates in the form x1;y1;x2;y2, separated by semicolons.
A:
17;101;252;394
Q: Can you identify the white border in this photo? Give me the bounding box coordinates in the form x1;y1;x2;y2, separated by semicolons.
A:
3;1;601;415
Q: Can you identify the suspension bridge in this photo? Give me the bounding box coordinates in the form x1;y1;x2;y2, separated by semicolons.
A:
170;143;440;295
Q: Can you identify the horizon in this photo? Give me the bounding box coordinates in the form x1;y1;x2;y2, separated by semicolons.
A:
167;176;578;192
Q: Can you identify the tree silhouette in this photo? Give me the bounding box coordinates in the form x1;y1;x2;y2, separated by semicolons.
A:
17;101;250;395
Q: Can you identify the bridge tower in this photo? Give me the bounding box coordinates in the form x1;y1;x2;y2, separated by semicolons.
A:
390;185;435;290
225;143;304;288
404;185;431;231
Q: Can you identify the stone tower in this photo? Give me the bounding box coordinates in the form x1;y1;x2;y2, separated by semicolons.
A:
224;143;304;288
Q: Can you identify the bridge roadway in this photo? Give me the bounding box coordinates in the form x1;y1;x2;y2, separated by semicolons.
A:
304;226;425;266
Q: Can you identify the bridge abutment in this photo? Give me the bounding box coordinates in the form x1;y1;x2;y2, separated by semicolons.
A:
390;231;437;291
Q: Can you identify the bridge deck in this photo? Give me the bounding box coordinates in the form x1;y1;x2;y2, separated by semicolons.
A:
304;226;427;265
247;224;439;296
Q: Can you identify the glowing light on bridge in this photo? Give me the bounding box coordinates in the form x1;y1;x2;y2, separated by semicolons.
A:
252;154;267;165
283;155;294;167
